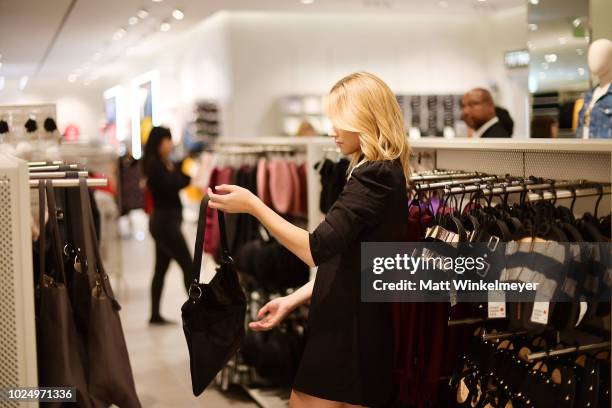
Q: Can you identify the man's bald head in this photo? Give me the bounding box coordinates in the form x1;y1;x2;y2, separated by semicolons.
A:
461;88;497;129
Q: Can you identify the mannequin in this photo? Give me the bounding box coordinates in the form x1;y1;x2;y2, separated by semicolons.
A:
578;38;612;139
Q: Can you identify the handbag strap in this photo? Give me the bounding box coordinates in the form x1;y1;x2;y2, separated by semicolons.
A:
78;177;98;288
38;182;46;288
80;178;119;305
45;180;68;284
189;197;232;298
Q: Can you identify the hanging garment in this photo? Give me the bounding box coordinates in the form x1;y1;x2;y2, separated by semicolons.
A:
268;158;294;214
79;180;142;408
181;197;246;395
35;182;92;408
315;158;349;213
288;161;302;215
257;157;271;206
205;166;233;260
298;163;308;214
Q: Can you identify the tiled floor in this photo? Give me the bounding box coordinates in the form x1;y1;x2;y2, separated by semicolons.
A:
113;211;258;408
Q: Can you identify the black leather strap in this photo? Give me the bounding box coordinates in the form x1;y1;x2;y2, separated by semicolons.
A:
38;182;45;287
79;177;97;288
45;180;68;284
190;197;232;289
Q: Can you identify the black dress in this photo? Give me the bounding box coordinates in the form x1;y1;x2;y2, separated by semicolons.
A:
293;159;409;407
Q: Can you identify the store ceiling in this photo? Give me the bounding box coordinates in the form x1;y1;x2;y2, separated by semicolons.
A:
0;0;524;87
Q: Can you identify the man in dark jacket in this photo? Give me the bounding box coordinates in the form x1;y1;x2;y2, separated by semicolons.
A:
462;88;511;138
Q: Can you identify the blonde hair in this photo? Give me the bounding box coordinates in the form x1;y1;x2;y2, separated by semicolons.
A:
325;72;411;182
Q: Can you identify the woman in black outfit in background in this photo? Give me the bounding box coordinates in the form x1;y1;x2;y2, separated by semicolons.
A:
142;126;192;325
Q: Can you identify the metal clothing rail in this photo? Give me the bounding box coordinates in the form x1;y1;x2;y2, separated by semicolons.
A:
28;164;79;172
482;331;529;341
414;176;501;190
29;171;89;179
448;317;486;327
29;178;108;188
527;341;611;360
410;172;483;182
28;161;64;167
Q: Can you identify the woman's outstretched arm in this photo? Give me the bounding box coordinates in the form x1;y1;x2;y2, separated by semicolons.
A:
207;184;316;267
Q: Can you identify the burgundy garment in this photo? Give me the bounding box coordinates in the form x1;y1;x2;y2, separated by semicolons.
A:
393;201;453;407
406;205;433;242
204;167;233;259
298;163;308;214
393;303;450;407
288;161;302;215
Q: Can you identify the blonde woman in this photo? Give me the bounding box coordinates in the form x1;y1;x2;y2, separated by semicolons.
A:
208;72;410;408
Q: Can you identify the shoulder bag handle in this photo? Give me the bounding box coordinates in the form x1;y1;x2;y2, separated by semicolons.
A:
189;197;232;297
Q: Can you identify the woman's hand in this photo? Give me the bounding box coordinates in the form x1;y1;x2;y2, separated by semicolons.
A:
248;296;294;331
207;185;260;214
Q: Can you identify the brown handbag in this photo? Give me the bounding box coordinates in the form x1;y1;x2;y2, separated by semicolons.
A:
78;179;142;408
36;181;92;407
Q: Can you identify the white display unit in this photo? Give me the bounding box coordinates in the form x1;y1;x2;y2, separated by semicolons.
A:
0;154;38;407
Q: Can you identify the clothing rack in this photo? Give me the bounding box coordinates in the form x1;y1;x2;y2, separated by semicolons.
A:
482;331;530;341
527;341;611;360
29;178;108;188
410;172;483;182
29;161;64;167
29;164;79;172
448;317;486;327
29;171;89;179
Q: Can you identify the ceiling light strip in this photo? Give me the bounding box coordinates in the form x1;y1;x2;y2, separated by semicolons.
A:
35;0;78;76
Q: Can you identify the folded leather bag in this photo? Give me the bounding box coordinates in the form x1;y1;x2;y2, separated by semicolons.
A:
182;197;247;396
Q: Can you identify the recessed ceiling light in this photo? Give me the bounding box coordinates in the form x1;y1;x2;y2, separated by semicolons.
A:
68;74;78;83
528;23;538;31
128;16;139;25
578;67;586;76
172;9;184;20
478;0;487;2
572;18;582;28
0;76;4;90
544;53;558;63
529;0;539;4
137;9;149;19
301;0;315;4
19;75;29;90
160;22;171;32
439;1;449;8
558;37;567;45
113;27;127;40
152;0;163;2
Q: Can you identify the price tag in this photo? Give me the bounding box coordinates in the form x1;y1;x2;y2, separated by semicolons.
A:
488;290;506;319
530;302;550;324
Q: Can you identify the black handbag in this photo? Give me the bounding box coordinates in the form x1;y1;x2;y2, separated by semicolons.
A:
36;181;92;407
78;179;142;408
181;197;247;396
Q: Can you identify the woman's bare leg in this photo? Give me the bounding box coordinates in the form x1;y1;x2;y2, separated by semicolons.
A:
289;390;367;408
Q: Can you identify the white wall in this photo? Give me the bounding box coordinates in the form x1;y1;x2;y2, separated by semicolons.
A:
0;79;105;141
224;10;528;138
3;9;529;145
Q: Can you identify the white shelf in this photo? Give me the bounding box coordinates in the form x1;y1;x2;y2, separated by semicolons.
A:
409;138;612;153
217;136;612;153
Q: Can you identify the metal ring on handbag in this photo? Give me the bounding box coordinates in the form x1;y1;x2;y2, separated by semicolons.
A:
189;284;203;300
